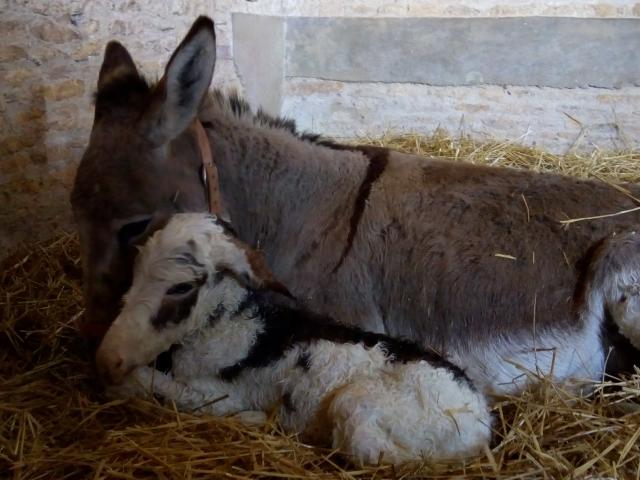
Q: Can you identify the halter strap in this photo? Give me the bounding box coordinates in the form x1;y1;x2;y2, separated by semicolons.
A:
194;120;222;215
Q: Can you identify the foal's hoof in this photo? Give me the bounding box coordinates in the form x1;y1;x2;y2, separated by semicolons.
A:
232;410;268;426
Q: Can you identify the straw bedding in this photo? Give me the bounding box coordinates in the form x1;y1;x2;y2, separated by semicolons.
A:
2;133;640;479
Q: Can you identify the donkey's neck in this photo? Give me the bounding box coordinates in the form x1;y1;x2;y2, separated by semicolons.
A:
202;116;367;275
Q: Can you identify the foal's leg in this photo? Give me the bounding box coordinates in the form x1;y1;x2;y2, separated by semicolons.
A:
110;366;256;418
327;363;492;465
611;289;640;350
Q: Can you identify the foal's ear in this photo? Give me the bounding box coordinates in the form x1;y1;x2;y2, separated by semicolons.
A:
98;41;139;90
141;16;216;146
223;238;292;297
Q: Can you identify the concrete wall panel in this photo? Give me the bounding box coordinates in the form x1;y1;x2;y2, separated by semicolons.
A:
286;17;640;88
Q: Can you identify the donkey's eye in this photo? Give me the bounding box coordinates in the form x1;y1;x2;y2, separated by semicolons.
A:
118;218;152;248
166;282;194;295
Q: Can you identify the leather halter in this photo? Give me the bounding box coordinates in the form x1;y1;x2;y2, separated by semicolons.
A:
194;120;222;215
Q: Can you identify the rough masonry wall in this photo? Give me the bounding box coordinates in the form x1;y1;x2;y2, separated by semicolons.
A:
1;0;639;255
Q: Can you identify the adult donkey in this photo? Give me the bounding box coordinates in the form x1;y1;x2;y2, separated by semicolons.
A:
72;17;640;395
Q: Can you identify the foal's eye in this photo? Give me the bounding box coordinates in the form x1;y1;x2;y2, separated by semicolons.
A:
166;282;194;295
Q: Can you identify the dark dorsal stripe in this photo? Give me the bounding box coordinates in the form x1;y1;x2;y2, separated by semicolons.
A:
296;351;311;371
331;146;390;273
281;391;296;413
154;343;181;374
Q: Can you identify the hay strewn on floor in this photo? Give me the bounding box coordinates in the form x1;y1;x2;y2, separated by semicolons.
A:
366;131;640;183
2;133;640;479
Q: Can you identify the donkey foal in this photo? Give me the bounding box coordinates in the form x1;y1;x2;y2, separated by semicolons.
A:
96;213;492;465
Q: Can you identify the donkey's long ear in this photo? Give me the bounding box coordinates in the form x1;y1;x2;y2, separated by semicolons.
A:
98;41;139;90
141;16;216;146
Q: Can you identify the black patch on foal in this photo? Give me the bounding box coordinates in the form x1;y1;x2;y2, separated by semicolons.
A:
208;303;226;326
296;351;312;371
218;289;471;387
233;292;255;317
154;344;182;374
282;391;296;413
152;277;205;329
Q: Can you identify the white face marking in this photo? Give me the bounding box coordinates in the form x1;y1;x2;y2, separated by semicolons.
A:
96;213;259;384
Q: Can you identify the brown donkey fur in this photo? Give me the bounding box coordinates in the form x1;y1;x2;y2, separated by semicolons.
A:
72;17;640;394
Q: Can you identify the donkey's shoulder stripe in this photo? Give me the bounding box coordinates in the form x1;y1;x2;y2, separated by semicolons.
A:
332;146;389;274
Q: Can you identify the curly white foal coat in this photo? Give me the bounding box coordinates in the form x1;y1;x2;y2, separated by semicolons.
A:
97;213;492;464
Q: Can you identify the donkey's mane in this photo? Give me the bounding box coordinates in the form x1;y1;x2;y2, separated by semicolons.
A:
203;89;325;145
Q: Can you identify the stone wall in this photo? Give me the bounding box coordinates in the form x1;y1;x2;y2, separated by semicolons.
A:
1;0;639;255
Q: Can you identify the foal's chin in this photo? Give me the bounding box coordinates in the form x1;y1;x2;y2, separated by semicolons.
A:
103;366;157;400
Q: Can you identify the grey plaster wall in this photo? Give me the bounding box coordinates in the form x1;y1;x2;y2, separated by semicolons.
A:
285;17;640;88
232;13;640;153
232;14;285;116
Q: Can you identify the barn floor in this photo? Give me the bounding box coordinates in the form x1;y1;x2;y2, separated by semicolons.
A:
2;133;640;479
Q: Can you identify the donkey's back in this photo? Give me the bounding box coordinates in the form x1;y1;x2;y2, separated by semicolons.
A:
286;150;640;393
